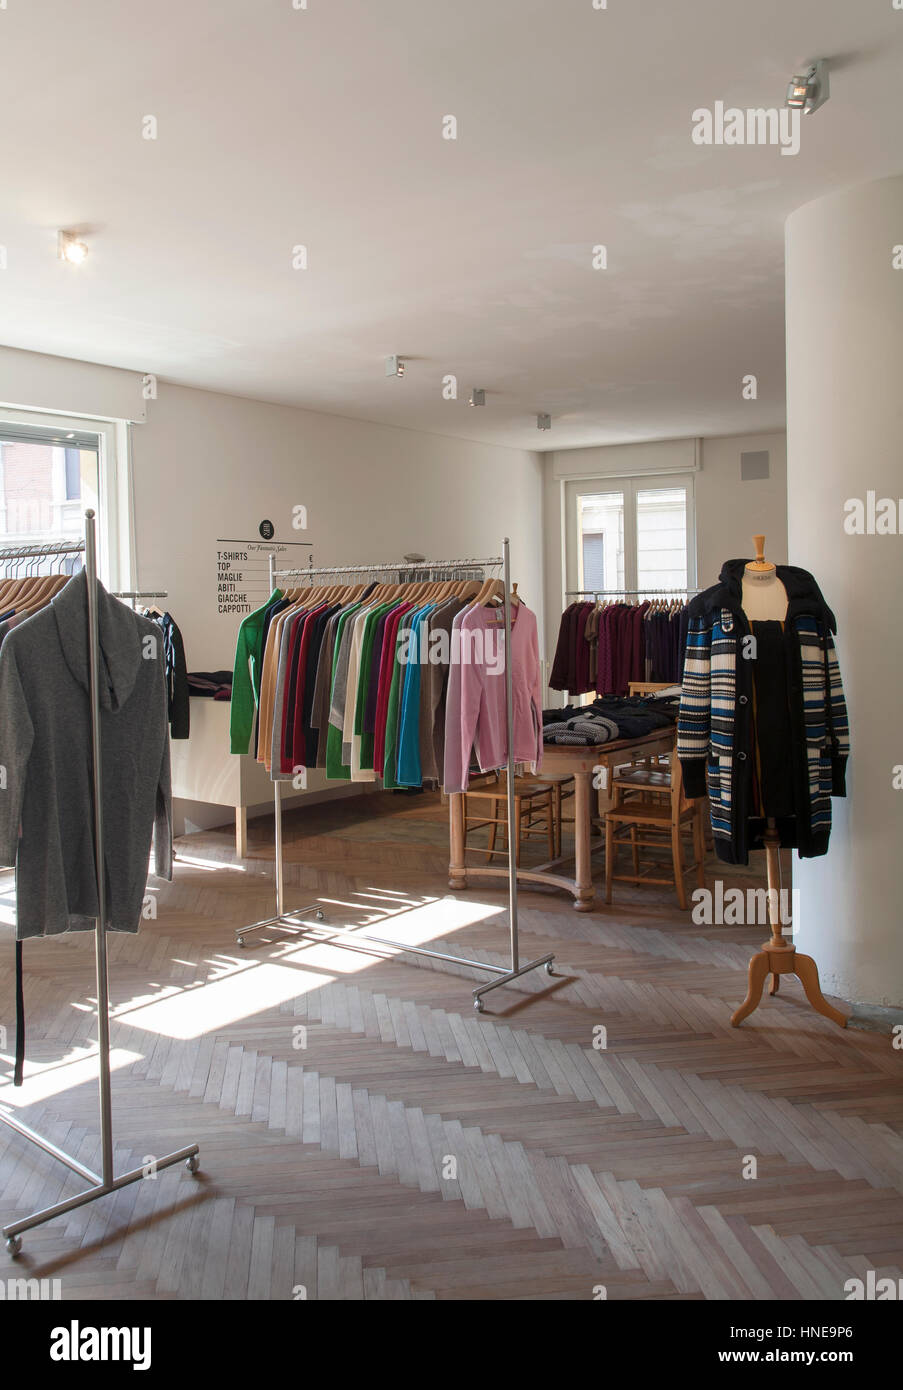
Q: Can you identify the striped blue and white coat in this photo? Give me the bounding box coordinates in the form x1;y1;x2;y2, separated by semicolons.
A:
678;568;850;865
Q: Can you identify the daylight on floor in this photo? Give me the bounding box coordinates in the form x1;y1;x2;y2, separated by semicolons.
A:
0;0;900;1363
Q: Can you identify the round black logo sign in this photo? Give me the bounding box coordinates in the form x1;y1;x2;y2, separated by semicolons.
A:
259;520;275;540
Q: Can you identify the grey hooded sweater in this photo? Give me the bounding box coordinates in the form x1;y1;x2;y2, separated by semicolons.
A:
0;570;173;939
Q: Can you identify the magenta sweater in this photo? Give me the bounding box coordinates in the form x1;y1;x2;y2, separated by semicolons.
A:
443;603;543;794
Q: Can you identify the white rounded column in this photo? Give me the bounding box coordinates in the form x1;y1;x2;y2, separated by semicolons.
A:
785;175;903;1008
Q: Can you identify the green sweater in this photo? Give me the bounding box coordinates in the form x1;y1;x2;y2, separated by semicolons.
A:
230;590;283;754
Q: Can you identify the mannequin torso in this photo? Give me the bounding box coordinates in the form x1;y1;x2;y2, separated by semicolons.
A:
741;569;788;621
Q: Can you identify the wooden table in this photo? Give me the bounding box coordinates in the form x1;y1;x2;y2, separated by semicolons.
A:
448;726;676;911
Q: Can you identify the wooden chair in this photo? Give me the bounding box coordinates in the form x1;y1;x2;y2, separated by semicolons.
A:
622;681;675;774
533;774;575;856
604;752;705;909
627;681;676;697
618;681;713;852
463;776;556;865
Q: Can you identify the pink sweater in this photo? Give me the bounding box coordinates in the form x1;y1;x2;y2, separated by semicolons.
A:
443;603;543;794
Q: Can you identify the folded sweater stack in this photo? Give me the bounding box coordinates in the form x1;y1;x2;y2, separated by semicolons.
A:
542;713;620;746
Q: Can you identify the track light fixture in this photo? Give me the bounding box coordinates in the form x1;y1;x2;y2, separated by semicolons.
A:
785;59;829;115
537;414;551;431
58;230;89;264
469;389;485;407
385;355;405;378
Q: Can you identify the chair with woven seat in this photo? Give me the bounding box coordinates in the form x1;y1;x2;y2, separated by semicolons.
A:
463;776;556;864
604;751;705;909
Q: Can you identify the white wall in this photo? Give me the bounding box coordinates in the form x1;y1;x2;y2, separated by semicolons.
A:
695;432;787;585
542;430;787;693
0;347;545;827
786;175;903;1009
0;345;147;422
129;381;544;672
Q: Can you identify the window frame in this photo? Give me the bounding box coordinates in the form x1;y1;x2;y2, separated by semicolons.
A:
0;406;134;589
564;471;697;601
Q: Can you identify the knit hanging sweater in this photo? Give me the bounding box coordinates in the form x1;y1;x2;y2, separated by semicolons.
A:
230;590;283;754
0;570;173;939
677;559;850;864
443;603;543;794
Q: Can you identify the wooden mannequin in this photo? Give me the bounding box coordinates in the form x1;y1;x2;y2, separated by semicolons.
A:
731;535;845;1028
740;533;788;621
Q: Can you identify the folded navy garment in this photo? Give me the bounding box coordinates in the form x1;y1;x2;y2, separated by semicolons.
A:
543;695;677;741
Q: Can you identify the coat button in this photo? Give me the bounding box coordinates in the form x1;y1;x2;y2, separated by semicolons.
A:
739;695;748;705
737;751;747;761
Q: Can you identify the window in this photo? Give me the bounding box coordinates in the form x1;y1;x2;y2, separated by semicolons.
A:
64;447;82;501
577;490;623;594
581;532;606;592
566;473;696;600
0;409;133;587
636;486;689;592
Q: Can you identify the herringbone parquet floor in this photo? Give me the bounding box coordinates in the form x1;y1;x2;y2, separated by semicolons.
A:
1;792;900;1300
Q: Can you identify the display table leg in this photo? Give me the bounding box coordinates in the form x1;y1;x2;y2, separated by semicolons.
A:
573;770;595;912
449;792;467;891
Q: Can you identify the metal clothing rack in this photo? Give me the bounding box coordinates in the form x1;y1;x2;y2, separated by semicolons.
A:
275;556;505;580
0;540;86;564
1;513;199;1258
113;590;168;615
236;541;555;1011
566;587;700;598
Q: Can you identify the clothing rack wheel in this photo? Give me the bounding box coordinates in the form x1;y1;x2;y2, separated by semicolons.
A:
237;905;325;948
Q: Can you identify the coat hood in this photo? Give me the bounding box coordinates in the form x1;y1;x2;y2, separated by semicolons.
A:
689;559;837;632
52;569;144;710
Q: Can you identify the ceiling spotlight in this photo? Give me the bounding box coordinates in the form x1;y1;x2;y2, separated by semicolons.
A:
537;413;551;431
58;230;89;264
785;59;829;115
469;389;485;407
385;355;405;378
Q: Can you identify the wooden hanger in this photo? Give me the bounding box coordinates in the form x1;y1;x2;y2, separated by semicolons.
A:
11;567;69;615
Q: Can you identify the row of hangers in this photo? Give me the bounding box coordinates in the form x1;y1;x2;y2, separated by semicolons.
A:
276;570;521;612
642;596;686;615
0;560;75;620
587;594;687;615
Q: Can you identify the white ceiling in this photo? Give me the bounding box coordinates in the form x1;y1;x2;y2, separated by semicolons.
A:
1;0;901;450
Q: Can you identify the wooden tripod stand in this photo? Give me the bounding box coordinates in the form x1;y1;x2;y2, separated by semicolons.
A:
731;821;846;1028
